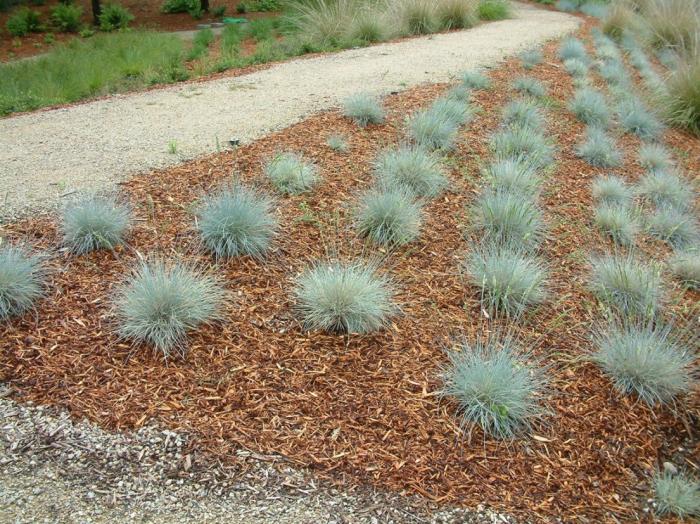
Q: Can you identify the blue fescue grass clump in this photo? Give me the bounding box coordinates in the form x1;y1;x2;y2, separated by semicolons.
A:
469;190;545;250
502;99;545;130
265;152;319;195
647;207;700;249
575;126;622;168
568;88;610;127
293;261;396;334
520;48;543;70
598;60;628;86
429;97;476;127
592;174;633;206
555;0;577;13
558;37;588;62
355;188;422;246
61;196;131;254
670;251;700;290
326;133;349;152
461;70;491;90
407;107;460;150
589;254;663;318
373;145;447;198
563;58;588;78
490;125;555;169
115;260;227;358
580;2;607;18
483;159;542;198
343;93;385;127
637;171;694;210
638;143;673;173
594;203;638;246
445;84;472;103
466;244;548;316
654;471;700;518
440;334;547;439
593;322;696;406
618;98;663;140
0;246;45;321
197;184;278;259
512;77;547;98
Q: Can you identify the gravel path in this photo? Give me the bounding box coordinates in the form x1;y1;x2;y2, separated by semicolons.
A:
0;2;578;220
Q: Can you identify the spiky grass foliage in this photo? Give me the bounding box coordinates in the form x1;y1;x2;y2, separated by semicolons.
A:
602;2;637;40
618;98;663;140
469;190;546;250
0;246;44;321
435;0;478;30
61;196;131;254
568;88;610;127
654;470;700;518
115;261;226;358
664;56;700;136
555;0;577;13
490;125;555;169
477;0;510;20
327;133;349;152
395;0;437;35
430;97;475;127
563;58;588;78
637;171;694;210
594;203;638;246
374;146;447;198
656;47;679;69
355;188;422;246
466;245;548;316
643;0;700;52
406;107;459;151
293;261;396;334
593;322;696;406
520;48;543;70
283;0;356;46
647;207;700;249
346;7;388;43
440;335;546;439
558;37;588;62
638;143;673;172
265;152;319;195
197;184;277;259
580;2;607;18
343;92;385;127
461;70;491;90
589;254;663;318
501;99;545;130
445;84;472;103
591;175;633;207
482;159;541;198
669;251;700;290
575;126;622;168
598;59;628;86
512;77;546;98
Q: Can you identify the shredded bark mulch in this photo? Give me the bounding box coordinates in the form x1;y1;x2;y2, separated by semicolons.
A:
1;21;698;521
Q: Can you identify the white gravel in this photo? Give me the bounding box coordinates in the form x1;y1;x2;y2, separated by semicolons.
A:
0;2;578;220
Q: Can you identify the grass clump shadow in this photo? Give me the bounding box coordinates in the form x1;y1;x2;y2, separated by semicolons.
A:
0;246;45;321
265;152;319;195
355;188;423;247
61;196;131;254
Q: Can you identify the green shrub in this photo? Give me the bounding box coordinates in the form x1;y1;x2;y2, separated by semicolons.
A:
99;3;134;31
461;70;491;89
502;99;545;130
373;146;447;198
647;207;699;249
293;261;397;334
512;76;546;98
669;251;700;290
188;27;214;60
575;126;622;168
343;93;385;127
355;188;422;246
245;17;275;42
197;184;278;259
477;0;510;20
569;88;610;127
161;0;197;13
6;7;42;37
265;152;319;195
654;470;700;518
407;107;460;150
440;335;546;439
115;260;227;358
490;125;555;168
637;171;693;210
0;246;45;321
593;322;696;406
50;3;82;32
483;158;541;198
594;203;638;246
591;175;633;207
221;24;242;55
61;196;131;254
589;254;663;318
212;5;225;17
520;48;543;70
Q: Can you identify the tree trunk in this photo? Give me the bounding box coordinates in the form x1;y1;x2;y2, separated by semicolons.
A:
201;0;209;11
91;0;101;25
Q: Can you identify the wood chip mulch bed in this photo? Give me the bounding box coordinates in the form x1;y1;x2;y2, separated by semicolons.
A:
1;19;699;521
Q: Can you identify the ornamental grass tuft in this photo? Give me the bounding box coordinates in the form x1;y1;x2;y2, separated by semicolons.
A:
343;92;385;127
265;152;319;195
0;246;45;321
61;196;131;254
355;188;422;246
373;145;447;198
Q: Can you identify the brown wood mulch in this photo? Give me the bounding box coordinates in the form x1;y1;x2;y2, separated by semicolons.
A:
1;19;699;522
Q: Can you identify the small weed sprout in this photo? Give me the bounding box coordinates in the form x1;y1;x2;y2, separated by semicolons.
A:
647;207;700;249
593;322;696;406
343;93;385;127
569;88;610;127
558;37;588;62
638;143;673;173
589;254;663;318
669;251;700;290
483;159;542;198
326;134;349;152
563;58;588;77
115;260;227;358
293;261;397;334
502;99;545;130
594;203;638;246
520;48;543;69
654;470;700;518
591;175;633;207
575;126;622;168
440;335;546;439
61;196;131;254
355;188;422;246
637;171;693;210
490;126;555;169
407;108;460;150
197;184;278;259
461;70;491;90
373;146;447;198
512;77;546;98
0;246;45;321
265;152;319;195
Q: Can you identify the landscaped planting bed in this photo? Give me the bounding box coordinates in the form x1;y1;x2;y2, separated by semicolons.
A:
1;17;699;521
